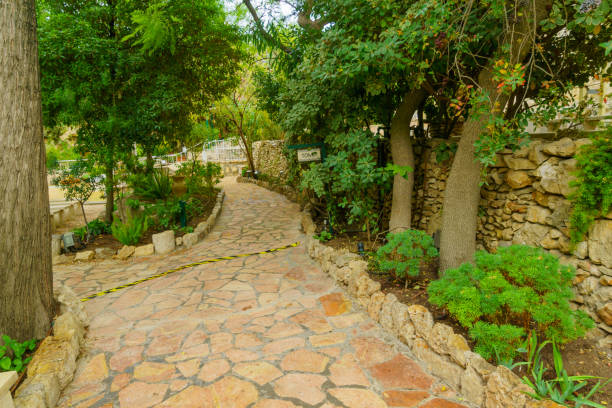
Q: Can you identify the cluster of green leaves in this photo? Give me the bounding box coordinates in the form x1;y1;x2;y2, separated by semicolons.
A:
45;139;79;171
519;334;610;408
428;245;594;361
111;214;149;245
0;335;37;373
314;230;333;242
73;219;111;241
128;168;174;201
176;160;221;195
376;230;438;285
53;159;100;204
569;128;612;243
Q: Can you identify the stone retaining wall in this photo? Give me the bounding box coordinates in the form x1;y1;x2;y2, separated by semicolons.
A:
252;140;289;182
12;286;88;408
301;210;555;408
413;137;611;346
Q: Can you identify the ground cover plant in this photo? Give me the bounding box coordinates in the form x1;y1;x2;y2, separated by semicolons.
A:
427;245;594;361
376;229;438;288
0;335;37;373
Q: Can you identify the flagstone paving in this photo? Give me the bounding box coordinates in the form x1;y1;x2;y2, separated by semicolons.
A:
53;178;470;408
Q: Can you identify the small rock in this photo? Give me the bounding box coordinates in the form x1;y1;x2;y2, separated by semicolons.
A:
175;237;183;246
52;254;72;265
588;220;612;268
526;206;552;225
152;230;175;255
134;244;154;257
74;250;94;262
597;303;612;326
115;245;135;260
542;137;576;157
504;156;537;170
95;247;116;259
182;232;198;248
407;305;434;340
368;292;386;322
505;170;532;189
461;366;485;406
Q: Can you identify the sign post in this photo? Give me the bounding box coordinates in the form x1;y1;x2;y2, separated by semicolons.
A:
287;142;326;163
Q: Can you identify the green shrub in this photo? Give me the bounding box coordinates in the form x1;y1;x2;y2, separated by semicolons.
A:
569;128;612;243
376;229;438;286
0;335;37;372
129;168;173;200
428;245;594;361
111;215;149;245
177;160;221;195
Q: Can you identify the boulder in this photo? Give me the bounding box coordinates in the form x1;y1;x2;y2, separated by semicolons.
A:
398;320;416;345
503;156;537;170
525;206;551;225
27;337;77;389
368;292;386;322
447;333;471;367
485;366;533;408
588;220;612;268
115;245;135;260
542;137;576;157
74;250;94;262
537;159;576;197
182;232;198;248
95;247;116;259
407;304;434;340
412;338;462;390
379;294;398;331
428;323;453;355
505;170;532;189
134;244;154;257
466;351;495;379
597;303;612;326
152;230;175;255
512;222;549;246
461;366;485;406
528;141;547;165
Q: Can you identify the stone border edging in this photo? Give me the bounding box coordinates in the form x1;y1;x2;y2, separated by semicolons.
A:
54;189;225;264
236;176;299;203
300;210;549;408
12;285;88;408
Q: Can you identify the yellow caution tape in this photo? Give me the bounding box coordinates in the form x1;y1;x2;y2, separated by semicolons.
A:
79;242;300;302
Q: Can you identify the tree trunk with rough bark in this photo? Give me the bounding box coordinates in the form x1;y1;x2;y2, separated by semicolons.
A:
389;89;426;233
439;0;551;271
0;0;55;341
105;163;114;224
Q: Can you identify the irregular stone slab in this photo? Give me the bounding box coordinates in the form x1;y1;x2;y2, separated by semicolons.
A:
328;388;387;408
274;373;326;405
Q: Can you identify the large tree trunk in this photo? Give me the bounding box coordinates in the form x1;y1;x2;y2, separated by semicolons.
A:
0;0;55;341
439;0;551;271
389;89;426;232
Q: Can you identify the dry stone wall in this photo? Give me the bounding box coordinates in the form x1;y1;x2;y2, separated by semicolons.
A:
252;140;290;182
413;137;611;346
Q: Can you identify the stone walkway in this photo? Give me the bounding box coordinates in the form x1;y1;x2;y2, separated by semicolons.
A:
53;179;469;408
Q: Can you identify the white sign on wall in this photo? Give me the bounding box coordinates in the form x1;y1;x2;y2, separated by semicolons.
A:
297;148;322;162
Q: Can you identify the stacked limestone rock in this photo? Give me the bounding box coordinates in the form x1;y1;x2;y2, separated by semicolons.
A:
252;140;290;182
413;137;611;347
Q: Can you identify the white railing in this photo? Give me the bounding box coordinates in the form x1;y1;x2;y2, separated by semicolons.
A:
202;138;246;163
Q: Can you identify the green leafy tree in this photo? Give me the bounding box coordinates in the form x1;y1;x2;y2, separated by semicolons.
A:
38;0;244;221
54;159;101;238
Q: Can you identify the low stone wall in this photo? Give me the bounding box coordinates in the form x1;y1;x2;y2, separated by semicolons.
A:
301;211;553;408
53;190;225;265
252;140;289;182
12;286;88;408
237;176;301;204
413;137;611;346
50;202;80;233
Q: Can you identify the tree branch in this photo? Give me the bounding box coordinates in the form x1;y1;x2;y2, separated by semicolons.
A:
242;0;293;54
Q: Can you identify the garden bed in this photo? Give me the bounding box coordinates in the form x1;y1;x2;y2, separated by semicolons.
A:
68;191;217;255
314;226;612;405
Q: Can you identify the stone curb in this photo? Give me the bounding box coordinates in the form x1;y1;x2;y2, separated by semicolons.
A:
236;176;300;204
53;189;225;265
13;286;88;408
300;210;555;408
